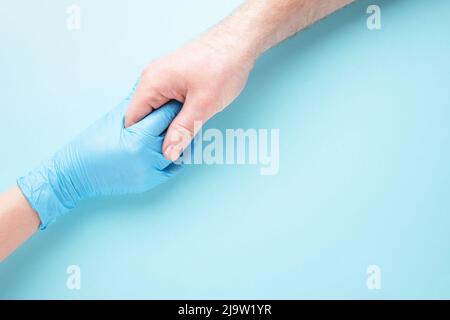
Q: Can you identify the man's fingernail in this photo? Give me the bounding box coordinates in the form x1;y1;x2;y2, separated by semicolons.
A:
164;144;182;161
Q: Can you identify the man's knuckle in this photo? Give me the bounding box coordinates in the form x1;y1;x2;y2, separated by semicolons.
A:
174;122;194;137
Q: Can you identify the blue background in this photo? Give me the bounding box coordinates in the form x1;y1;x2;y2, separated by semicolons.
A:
1;0;450;299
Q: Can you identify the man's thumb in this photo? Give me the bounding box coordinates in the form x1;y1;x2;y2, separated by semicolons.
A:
162;101;209;161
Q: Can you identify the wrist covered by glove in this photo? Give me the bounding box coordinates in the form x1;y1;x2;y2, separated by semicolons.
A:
17;95;182;229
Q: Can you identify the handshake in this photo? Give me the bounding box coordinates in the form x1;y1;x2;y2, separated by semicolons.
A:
14;0;354;231
18;92;185;229
2;0;355;261
17;34;256;230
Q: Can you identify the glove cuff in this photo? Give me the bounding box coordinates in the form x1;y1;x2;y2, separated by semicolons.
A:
17;158;79;230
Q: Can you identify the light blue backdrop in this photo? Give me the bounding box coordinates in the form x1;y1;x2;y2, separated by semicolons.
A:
1;0;449;299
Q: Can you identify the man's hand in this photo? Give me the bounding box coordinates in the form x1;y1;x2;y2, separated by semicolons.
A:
124;35;255;161
125;0;355;161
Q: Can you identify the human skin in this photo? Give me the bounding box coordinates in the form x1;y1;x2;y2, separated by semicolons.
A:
124;0;356;161
0;187;40;261
1;0;355;262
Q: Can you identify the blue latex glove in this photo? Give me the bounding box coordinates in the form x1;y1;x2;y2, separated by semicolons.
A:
17;95;182;229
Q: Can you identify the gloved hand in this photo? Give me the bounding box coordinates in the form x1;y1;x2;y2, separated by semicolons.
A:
17;95;183;229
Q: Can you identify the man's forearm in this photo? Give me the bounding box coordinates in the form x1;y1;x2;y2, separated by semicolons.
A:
202;0;355;65
0;187;39;261
127;0;357;160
